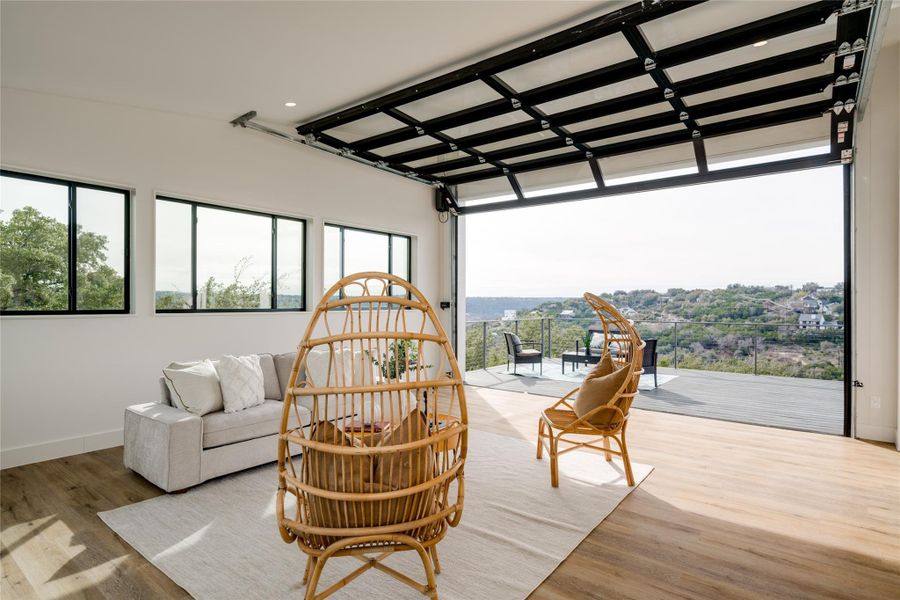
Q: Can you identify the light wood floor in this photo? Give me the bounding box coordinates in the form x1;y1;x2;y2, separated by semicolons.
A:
2;387;899;599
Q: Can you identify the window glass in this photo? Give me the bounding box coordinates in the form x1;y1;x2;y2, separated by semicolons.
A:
391;235;410;295
76;187;126;310
196;206;272;309
344;228;390;274
276;218;304;308
155;200;192;309
0;172;130;314
155;197;305;312
324;224;341;296
0;175;70;311
323;224;412;297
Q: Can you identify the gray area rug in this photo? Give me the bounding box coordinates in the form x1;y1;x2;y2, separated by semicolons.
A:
100;429;652;600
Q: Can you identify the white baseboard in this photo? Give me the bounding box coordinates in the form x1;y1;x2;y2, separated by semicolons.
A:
1;429;124;469
855;424;897;445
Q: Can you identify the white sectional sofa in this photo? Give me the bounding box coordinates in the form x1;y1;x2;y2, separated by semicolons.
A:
124;352;309;492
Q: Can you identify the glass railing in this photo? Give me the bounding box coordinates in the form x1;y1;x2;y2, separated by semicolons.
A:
464;317;843;380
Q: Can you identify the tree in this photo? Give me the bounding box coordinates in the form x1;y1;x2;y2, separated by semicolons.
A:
0;207;124;311
200;257;269;309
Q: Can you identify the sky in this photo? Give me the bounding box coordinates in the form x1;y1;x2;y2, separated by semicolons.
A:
0;175;126;275
464;152;844;297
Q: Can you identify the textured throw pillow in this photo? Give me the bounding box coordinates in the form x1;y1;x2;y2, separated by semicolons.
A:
573;353;630;427
162;360;224;416
215;355;266;414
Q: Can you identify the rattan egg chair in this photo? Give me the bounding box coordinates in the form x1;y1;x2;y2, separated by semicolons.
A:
537;292;644;487
277;272;467;600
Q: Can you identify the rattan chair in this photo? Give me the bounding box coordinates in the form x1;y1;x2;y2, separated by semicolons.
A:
277;272;468;600
537;292;644;487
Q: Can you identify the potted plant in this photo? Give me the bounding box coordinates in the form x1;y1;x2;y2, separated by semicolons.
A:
581;331;593;356
367;340;431;379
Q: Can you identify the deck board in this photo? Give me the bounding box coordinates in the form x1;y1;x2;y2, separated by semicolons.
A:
465;364;844;434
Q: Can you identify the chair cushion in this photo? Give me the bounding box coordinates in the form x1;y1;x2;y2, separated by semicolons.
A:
517;349;541;356
573;353;630;427
202;399;309;448
257;353;282;400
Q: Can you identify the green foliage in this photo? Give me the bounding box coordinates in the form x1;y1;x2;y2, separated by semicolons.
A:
0;206;124;311
368;339;428;379
201;257;269;309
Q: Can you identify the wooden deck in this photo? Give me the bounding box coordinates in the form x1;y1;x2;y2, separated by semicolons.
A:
465;363;844;435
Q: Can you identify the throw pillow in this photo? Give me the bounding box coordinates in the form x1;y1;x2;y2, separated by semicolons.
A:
375;409;436;525
162;360;224;416
257;353;282;400
215;355;266;414
376;409;433;490
273;352;297;395
573;355;631;428
586;351;616;379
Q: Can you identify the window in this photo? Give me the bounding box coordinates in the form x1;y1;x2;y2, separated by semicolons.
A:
323;224;411;295
0;170;130;314
155;197;305;312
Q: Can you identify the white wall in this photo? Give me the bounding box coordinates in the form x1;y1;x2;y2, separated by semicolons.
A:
854;38;900;445
0;87;444;467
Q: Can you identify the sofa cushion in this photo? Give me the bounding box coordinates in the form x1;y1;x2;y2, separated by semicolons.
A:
257;353;282;400
201;399;310;449
162;360;224;416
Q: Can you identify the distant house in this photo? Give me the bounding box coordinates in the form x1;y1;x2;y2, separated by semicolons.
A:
801;295;821;312
501;309;517;321
559;309;575;319
622;307;637;317
798;312;826;329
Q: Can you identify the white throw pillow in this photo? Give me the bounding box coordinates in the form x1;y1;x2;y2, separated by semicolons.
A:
215;355;266;414
162;360;224;416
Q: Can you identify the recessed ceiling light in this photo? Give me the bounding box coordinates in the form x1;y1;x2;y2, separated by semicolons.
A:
284;101;297;107
753;40;768;48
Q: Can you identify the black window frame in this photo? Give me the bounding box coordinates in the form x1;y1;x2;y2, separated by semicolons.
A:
0;169;131;316
324;223;413;298
155;196;307;313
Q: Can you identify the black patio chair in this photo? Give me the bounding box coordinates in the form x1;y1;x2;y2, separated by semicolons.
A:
643;338;658;387
504;332;543;375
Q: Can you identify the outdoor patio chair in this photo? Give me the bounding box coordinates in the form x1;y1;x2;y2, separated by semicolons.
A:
537;293;644;487
504;332;543;375
277;272;468;600
643;338;659;388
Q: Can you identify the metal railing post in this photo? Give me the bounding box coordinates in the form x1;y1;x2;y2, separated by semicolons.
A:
515;319;519;336
548;318;552;357
673;321;678;369
540;318;545;357
482;321;487;370
753;325;759;375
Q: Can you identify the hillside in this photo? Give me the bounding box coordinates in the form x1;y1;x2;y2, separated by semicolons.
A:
465;283;844;380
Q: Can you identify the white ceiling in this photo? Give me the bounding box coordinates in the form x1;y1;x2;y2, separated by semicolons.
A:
0;1;623;126
3;0;896;145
